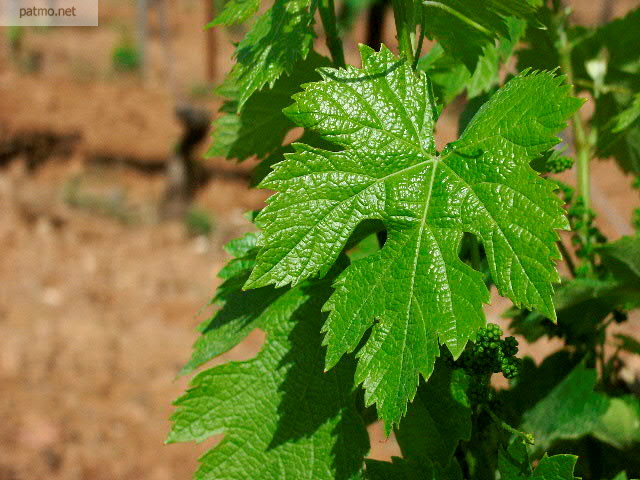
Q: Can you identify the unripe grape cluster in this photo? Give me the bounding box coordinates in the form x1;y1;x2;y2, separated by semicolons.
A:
544;153;574;173
457;323;521;379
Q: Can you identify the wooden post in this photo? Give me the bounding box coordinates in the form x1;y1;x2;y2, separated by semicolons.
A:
204;0;217;82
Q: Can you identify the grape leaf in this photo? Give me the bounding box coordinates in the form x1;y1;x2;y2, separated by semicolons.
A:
418;17;527;104
422;0;540;70
208;53;329;161
168;252;369;480
598;235;640;287
251;131;339;186
246;45;580;426
521;362;609;453
597;92;640;171
227;0;316;109
499;438;532;479
395;363;471;465
208;0;260;26
499;439;578;480
592;395;640;449
507;236;640;345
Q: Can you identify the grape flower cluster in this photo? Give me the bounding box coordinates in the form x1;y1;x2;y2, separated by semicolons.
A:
456;323;521;379
544;152;574;174
451;324;522;407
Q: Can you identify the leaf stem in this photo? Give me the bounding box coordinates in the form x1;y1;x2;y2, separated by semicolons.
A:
557;238;576;277
423;1;491;36
558;22;592;261
319;0;346;67
412;8;426;69
484;406;535;445
391;0;414;60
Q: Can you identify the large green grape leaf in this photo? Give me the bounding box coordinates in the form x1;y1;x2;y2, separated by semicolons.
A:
226;0;316;109
168;250;369;480
245;45;580;426
521;362;609;453
208;53;329;161
422;0;540;70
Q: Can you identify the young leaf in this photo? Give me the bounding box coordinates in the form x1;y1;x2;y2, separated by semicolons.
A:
208;0;260;26
418;17;527;104
499;439;578;480
247;45;580;426
521;363;609;453
227;0;316;109
422;0;540;70
208;53;329;161
530;455;579;480
498;438;532;479
169;265;369;480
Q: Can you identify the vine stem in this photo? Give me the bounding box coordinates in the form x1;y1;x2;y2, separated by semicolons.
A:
557;238;576;277
319;0;346;67
391;0;414;60
412;8;426;69
558;26;592;249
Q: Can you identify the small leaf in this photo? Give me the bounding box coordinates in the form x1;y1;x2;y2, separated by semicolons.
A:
423;0;539;70
209;53;329;161
418;17;527;104
208;0;260;26
227;0;316;109
531;455;579;480
499;439;579;480
498;438;532;479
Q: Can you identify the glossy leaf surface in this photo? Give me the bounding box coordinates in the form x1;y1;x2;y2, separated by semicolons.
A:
247;45;580;426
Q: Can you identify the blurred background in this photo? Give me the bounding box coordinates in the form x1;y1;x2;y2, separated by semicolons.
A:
0;1;639;479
